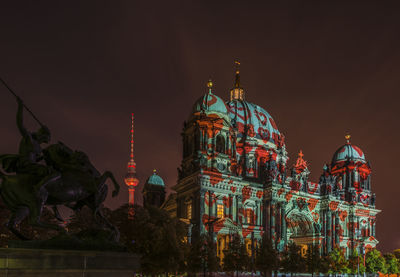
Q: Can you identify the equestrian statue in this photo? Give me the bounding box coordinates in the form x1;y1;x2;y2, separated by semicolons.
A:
0;78;120;242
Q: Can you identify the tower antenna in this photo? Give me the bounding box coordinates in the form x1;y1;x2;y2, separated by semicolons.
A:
124;113;139;219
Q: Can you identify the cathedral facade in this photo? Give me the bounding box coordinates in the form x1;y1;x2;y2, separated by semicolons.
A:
167;66;380;259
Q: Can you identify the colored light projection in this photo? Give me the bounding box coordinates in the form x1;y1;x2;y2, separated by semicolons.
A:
124;113;139;219
175;62;380;260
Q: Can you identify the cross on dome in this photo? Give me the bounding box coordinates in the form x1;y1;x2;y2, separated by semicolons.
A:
345;134;351;144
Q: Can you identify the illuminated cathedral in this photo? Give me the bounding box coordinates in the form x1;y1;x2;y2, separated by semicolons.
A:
152;63;380;259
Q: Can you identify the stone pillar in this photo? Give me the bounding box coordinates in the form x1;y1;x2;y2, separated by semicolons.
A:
229;194;233;219
281;203;287;242
199;189;206;234
264;200;270;238
270;200;276;244
372;220;376;237
326;211;332;252
335;213;340;246
276;203;281;240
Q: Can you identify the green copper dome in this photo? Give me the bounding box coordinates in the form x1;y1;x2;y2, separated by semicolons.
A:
146;170;165;186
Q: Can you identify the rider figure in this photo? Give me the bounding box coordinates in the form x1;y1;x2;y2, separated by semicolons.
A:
16;97;50;174
0;98;56;192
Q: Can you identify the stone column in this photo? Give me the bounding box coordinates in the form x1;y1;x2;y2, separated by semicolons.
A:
270;200;276;244
199;189;206;234
229;194;233;219
264;200;270;238
326;211;332;252
281;203;287;242
372;220;376;237
276;203;281;240
335;213;340;246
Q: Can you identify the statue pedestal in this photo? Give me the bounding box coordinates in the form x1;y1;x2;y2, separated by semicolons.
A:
0;248;140;277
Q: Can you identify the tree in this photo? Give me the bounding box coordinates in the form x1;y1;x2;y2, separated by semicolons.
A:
394;249;400;260
348;250;366;275
365;248;386;275
305;245;325;276
187;233;205;274
223;234;249;277
187;233;219;276
255;233;278;277
281;242;306;277
109;204;187;275
327;247;349;276
384;253;399;276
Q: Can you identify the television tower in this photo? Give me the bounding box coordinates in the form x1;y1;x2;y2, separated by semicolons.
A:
124;113;139;219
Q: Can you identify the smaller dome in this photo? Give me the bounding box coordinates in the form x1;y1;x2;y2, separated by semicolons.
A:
146;170;165;186
192;80;228;115
332;142;366;164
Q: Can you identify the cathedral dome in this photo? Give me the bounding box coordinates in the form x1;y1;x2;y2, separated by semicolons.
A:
331;136;366;165
192;80;228;115
227;100;282;145
146;170;165;186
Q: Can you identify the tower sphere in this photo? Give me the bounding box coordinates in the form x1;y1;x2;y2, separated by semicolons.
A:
125;172;139;187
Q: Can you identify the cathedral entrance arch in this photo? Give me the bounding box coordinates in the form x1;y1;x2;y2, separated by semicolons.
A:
286;211;315;256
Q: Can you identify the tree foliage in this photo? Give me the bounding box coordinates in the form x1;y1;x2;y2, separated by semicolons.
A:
393;249;400;260
223;234;250;275
255;233;278;277
347;250;366;275
305;245;326;275
366;248;386;274
384;253;399;275
187;232;219;275
281;242;306;276
327;247;349;275
109;204;187;275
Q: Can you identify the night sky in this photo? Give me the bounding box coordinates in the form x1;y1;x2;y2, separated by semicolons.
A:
0;1;399;252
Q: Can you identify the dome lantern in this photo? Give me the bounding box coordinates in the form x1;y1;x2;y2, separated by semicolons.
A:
230;60;245;101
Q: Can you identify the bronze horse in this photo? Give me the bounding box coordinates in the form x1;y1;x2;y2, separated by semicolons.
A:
0;142;120;241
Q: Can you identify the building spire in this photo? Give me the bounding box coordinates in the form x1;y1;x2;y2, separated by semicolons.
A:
130;113;135;165
234;60;241;88
230;60;245;101
207;78;213;93
124;113;139;219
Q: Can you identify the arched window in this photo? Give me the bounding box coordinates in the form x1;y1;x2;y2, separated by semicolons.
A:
216;135;225;153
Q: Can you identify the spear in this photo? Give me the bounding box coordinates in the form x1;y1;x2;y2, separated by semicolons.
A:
0;76;45;127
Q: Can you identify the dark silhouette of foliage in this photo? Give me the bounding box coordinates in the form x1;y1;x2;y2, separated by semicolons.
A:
281;242;306;277
109;204;187;275
223;234;250;276
394;249;400;260
255;233;278;277
187;232;219;275
305;245;325;276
